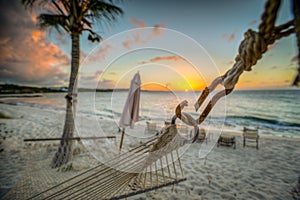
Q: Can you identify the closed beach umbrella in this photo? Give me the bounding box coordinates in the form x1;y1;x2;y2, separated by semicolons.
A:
119;72;141;150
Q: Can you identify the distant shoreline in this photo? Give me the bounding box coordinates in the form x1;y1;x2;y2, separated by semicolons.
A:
0;94;43;98
1;83;299;94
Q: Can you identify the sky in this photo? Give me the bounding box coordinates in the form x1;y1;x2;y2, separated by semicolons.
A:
0;0;298;91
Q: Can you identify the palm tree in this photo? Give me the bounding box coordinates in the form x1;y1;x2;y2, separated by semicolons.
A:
22;0;123;168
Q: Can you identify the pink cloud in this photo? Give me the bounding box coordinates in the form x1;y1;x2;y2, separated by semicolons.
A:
122;24;166;49
30;13;38;23
139;56;184;64
150;56;184;62
88;42;112;62
122;33;147;49
227;60;234;65
78;42;112;65
94;70;103;79
223;32;235;42
31;30;46;42
130;18;146;28
148;24;165;39
122;37;132;49
267;43;278;51
80;50;88;59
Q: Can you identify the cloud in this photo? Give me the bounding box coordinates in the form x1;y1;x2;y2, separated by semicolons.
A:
122;36;136;49
79;70;105;88
227;60;234;65
267;43;278;51
31;30;46;42
222;32;235;42
85;42;112;62
97;78;116;89
122;19;165;49
81;70;103;81
148;24;165;39
30;13;38;23
80;50;88;60
139;56;184;64
249;20;257;26
0;1;70;86
0;37;10;45
122;33;146;49
291;54;299;63
271;66;277;69
130;18;146;28
109;72;117;75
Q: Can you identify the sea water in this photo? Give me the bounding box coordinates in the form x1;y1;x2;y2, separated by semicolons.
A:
1;89;300;137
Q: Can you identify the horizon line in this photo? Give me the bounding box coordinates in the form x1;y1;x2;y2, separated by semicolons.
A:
1;83;299;93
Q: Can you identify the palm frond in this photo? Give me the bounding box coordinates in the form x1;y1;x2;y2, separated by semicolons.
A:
22;0;123;41
82;18;92;28
85;0;123;22
51;0;66;15
62;0;71;13
84;28;103;42
22;0;50;9
22;0;38;8
38;14;70;33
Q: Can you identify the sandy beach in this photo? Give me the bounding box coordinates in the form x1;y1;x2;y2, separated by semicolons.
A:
1;0;300;199
0;103;300;200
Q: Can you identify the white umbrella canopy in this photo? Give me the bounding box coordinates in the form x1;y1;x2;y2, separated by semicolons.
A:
119;72;141;150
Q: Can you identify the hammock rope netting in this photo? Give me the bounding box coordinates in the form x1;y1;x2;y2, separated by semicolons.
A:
3;0;300;199
4;122;191;200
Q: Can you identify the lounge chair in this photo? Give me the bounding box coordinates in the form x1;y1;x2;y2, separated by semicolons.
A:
243;127;259;149
146;121;159;135
217;134;236;149
197;128;207;143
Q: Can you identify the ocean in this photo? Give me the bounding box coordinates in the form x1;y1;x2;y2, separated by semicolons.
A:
1;89;300;137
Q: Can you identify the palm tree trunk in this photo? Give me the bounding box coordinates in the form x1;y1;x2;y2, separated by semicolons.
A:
51;32;80;168
51;99;76;168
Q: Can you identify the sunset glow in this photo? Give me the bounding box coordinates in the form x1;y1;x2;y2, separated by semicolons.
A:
0;1;298;91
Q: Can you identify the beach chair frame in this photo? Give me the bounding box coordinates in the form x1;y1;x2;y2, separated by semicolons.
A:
243;127;259;149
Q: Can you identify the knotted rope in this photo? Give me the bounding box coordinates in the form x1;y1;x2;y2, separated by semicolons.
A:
293;0;300;86
176;0;298;127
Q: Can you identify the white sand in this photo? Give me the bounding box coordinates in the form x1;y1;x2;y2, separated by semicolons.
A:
0;103;300;199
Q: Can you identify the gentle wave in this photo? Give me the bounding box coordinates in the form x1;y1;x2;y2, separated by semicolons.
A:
1;90;299;137
226;115;300;128
0;100;64;112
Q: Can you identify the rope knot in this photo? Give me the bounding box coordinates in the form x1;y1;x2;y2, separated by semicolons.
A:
236;29;268;71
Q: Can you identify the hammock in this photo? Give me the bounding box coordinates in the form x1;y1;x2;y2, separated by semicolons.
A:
23;116;198;200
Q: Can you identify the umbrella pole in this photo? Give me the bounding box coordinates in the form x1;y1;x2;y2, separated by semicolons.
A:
119;128;125;152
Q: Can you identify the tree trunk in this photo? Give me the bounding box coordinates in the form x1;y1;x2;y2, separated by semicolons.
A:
51;32;80;168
